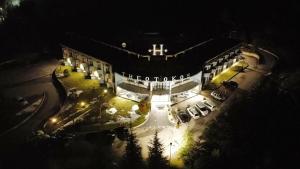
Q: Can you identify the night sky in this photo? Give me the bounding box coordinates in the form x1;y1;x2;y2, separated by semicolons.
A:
0;1;300;169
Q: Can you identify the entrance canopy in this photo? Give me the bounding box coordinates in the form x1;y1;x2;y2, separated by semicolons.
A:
151;95;170;103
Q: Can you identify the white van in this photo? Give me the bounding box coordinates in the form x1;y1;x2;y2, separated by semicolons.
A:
203;99;216;111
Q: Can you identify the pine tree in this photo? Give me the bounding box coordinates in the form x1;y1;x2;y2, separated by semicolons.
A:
120;131;145;169
147;131;169;169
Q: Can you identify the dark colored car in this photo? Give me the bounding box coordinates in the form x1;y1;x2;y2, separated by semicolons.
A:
176;111;191;123
222;81;238;90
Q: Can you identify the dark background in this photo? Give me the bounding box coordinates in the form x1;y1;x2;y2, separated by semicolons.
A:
0;1;300;169
0;0;299;67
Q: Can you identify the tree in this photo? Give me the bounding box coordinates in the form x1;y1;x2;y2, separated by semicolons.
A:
120;131;145;169
147;131;168;169
138;96;151;114
63;69;70;77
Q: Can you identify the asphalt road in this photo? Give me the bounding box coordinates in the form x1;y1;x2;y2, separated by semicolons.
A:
0;59;61;151
139;102;173;129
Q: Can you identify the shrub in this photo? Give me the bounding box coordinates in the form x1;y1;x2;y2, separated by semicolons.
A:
63;69;70;77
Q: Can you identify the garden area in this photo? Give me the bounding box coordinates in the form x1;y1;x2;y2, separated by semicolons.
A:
46;65;149;134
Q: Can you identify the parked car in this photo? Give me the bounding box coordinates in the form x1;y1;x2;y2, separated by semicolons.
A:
187;106;200;119
211;91;226;101
222;80;238;90
176;111;191;123
203;99;216;111
196;102;209;116
16;96;29;106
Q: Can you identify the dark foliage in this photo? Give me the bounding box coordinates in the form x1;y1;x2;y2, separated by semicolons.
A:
120;131;145;169
185;75;300;169
147;131;169;169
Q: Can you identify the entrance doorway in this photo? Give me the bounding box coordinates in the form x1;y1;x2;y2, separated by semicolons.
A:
152;82;170;90
151;95;170;111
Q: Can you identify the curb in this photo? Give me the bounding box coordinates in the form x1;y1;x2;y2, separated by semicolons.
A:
41;69;68;130
52;69;67;105
0;92;47;137
247;44;280;61
258;47;280;61
133;112;150;129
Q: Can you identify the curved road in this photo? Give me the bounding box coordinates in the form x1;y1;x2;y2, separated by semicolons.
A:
0;59;61;152
139;102;173;129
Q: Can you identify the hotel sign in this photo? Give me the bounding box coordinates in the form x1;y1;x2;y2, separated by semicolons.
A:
148;44;168;56
122;72;191;82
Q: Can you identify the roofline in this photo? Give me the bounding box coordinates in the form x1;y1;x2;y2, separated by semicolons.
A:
60;44;112;65
173;38;214;56
205;43;241;64
90;38;140;57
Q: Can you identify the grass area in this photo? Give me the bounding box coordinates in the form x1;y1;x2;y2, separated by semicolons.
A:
108;96;137;117
172;130;195;168
54;65;146;130
108;97;147;127
131;114;146;127
178;130;195;157
56;65;104;100
211;60;248;87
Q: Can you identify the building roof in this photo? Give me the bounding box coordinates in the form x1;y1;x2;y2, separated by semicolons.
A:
62;33;240;79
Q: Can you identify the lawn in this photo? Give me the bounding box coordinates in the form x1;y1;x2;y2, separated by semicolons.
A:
211;60;248;87
108;96;147;127
56;65;99;90
53;65;146;131
108;96;137;117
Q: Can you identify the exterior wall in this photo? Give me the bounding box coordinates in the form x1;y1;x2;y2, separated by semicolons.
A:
62;46;114;89
61;43;241;94
202;46;241;85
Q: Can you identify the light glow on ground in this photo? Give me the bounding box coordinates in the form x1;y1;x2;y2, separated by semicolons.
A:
211;60;248;86
157;126;186;157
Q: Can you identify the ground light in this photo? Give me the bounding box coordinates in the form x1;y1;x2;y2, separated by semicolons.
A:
50;117;58;124
158;126;185;157
80;101;86;107
103;89;108;94
163;127;191;168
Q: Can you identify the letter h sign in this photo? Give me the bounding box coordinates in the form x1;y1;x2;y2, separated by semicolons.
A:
149;44;167;56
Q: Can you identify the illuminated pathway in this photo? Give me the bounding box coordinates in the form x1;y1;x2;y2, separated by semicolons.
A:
131;101;187;163
139;102;173;129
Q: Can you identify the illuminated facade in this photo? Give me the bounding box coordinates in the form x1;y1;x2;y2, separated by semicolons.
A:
62;34;241;104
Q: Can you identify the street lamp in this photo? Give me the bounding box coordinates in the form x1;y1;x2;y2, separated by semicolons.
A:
169;142;172;166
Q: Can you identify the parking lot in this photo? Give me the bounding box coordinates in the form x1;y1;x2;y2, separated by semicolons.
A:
171;94;220;125
171;54;264;126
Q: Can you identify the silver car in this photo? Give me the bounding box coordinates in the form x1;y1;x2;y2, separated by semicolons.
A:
196;102;209;116
187;106;200;119
211;91;226;101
